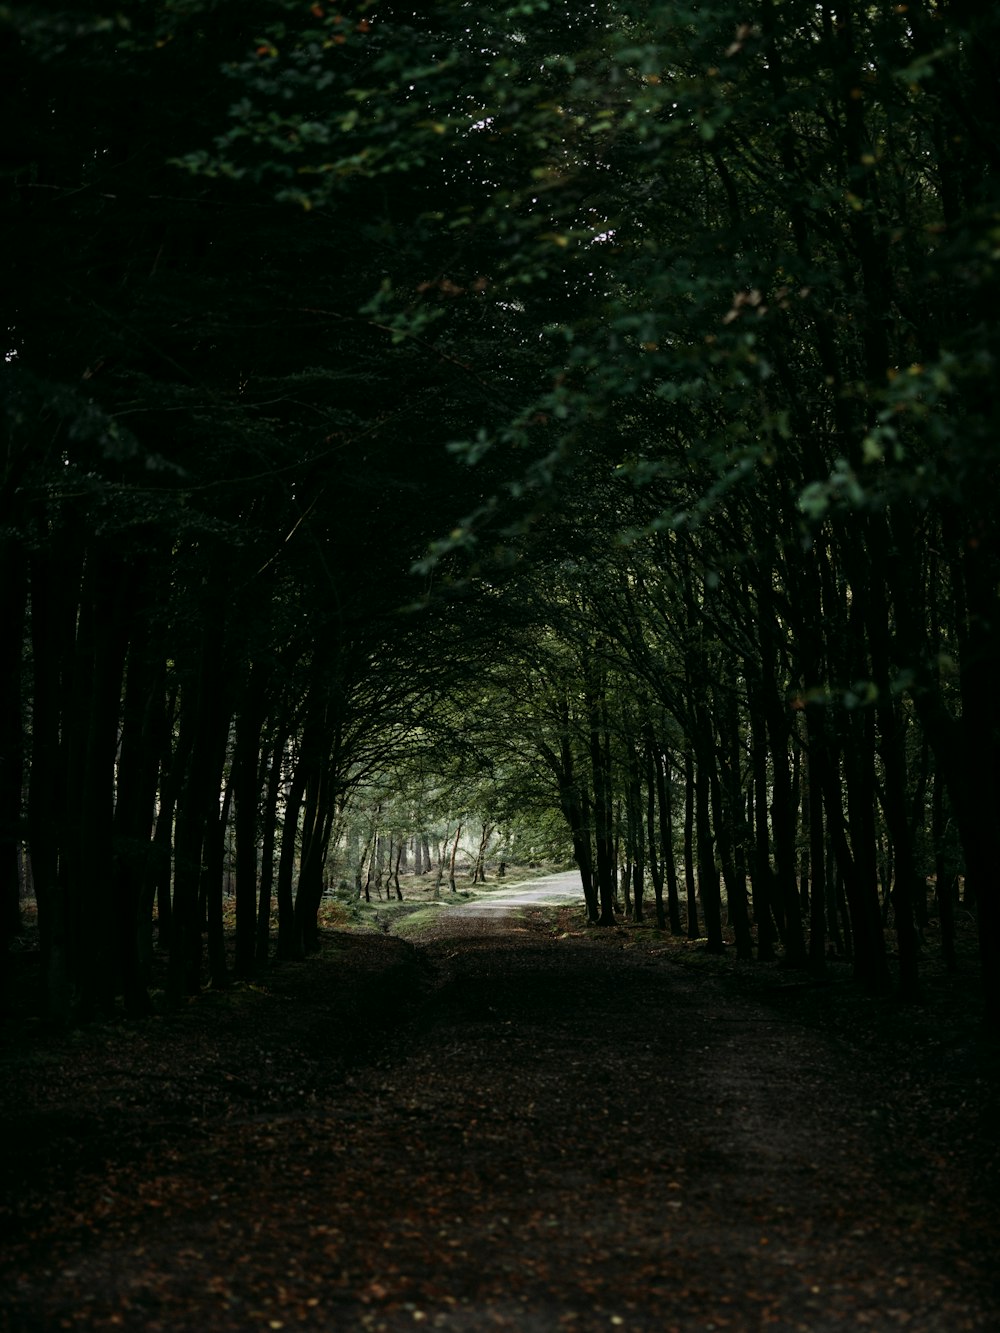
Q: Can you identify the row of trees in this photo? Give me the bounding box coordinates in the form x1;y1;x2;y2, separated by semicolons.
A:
2;2;998;1029
2;0;530;1019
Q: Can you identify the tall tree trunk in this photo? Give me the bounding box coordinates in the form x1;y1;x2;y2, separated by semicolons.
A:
168;695;207;1004
449;824;462;893
112;611;163;1017
150;684;185;953
714;690;752;960
841;711;887;988
748;689;778;961
28;536;82;1026
168;622;229;1004
693;738;723;954
806;725;827;975
587;672;616;927
295;750;335;954
932;766;958;972
204;777;234;989
540;707;598;922
256;716;291;965
645;739;666;931
955;535;1000;1032
683;747;699;938
765;708;806;966
234;665;266;978
56;545;131;1018
656;746;683;934
473;823;493;886
276;740;308;958
0;538;26;1019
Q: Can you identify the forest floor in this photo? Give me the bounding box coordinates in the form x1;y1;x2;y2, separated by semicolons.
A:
2;885;999;1332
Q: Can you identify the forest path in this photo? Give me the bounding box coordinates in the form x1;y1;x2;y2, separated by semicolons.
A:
2;914;998;1331
401;869;583;938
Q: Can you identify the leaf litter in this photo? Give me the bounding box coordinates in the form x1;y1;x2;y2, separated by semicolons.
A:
1;909;998;1331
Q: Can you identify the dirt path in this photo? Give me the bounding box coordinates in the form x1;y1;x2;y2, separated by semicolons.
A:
408;870;583;937
2;910;998;1331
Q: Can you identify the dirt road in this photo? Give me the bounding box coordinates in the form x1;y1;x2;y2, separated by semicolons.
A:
413;870;583;936
2;908;998;1331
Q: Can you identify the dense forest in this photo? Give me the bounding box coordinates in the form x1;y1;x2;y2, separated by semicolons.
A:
2;1;998;1032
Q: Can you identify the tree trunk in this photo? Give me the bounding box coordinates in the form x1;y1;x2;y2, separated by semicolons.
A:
645;740;666;931
683;747;699;938
806;727;827;975
588;674;617;927
112;613;163;1016
234;665;266;978
765;701;806;966
0;538;26;1019
150;685;186;954
203;777;234;990
693;737;724;953
748;691;778;961
276;742;307;958
67;545;132;1019
713;691;752;960
28;540;78;1025
256;717;290;965
654;745;682;934
823;729;891;994
168;700;207;1004
932;766;958;972
543;717;598;923
392;842;403;900
449;824;462;893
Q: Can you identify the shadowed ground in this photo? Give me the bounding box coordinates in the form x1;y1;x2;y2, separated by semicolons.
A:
2;891;998;1331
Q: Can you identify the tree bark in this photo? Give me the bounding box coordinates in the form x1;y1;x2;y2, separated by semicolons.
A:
0;538;26;1018
234;665;267;978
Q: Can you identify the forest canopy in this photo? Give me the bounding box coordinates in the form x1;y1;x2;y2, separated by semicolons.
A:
2;1;999;1029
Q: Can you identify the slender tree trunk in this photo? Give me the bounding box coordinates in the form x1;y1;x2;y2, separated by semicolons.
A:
656;747;682;934
823;731;891;994
748;692;777;961
234;666;266;978
150;684;185;953
204;777;233;989
0;538;26;1018
294;742;332;954
170;617;232;1003
766;710;806;966
392;842;403;900
473;823;493;885
256;717;290;965
541;715;598;922
66;546;131;1019
588;674;616;927
276;742;307;958
807;732;827;975
449;824;462;893
112;612;162;1016
714;692;752;960
693;743;723;953
28;541;77;1025
645;740;666;930
932;766;957;972
956;536;1000;1032
169;699;207;1004
683;747;699;938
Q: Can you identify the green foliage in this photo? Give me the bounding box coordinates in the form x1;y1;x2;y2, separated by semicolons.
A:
4;0;1000;1022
